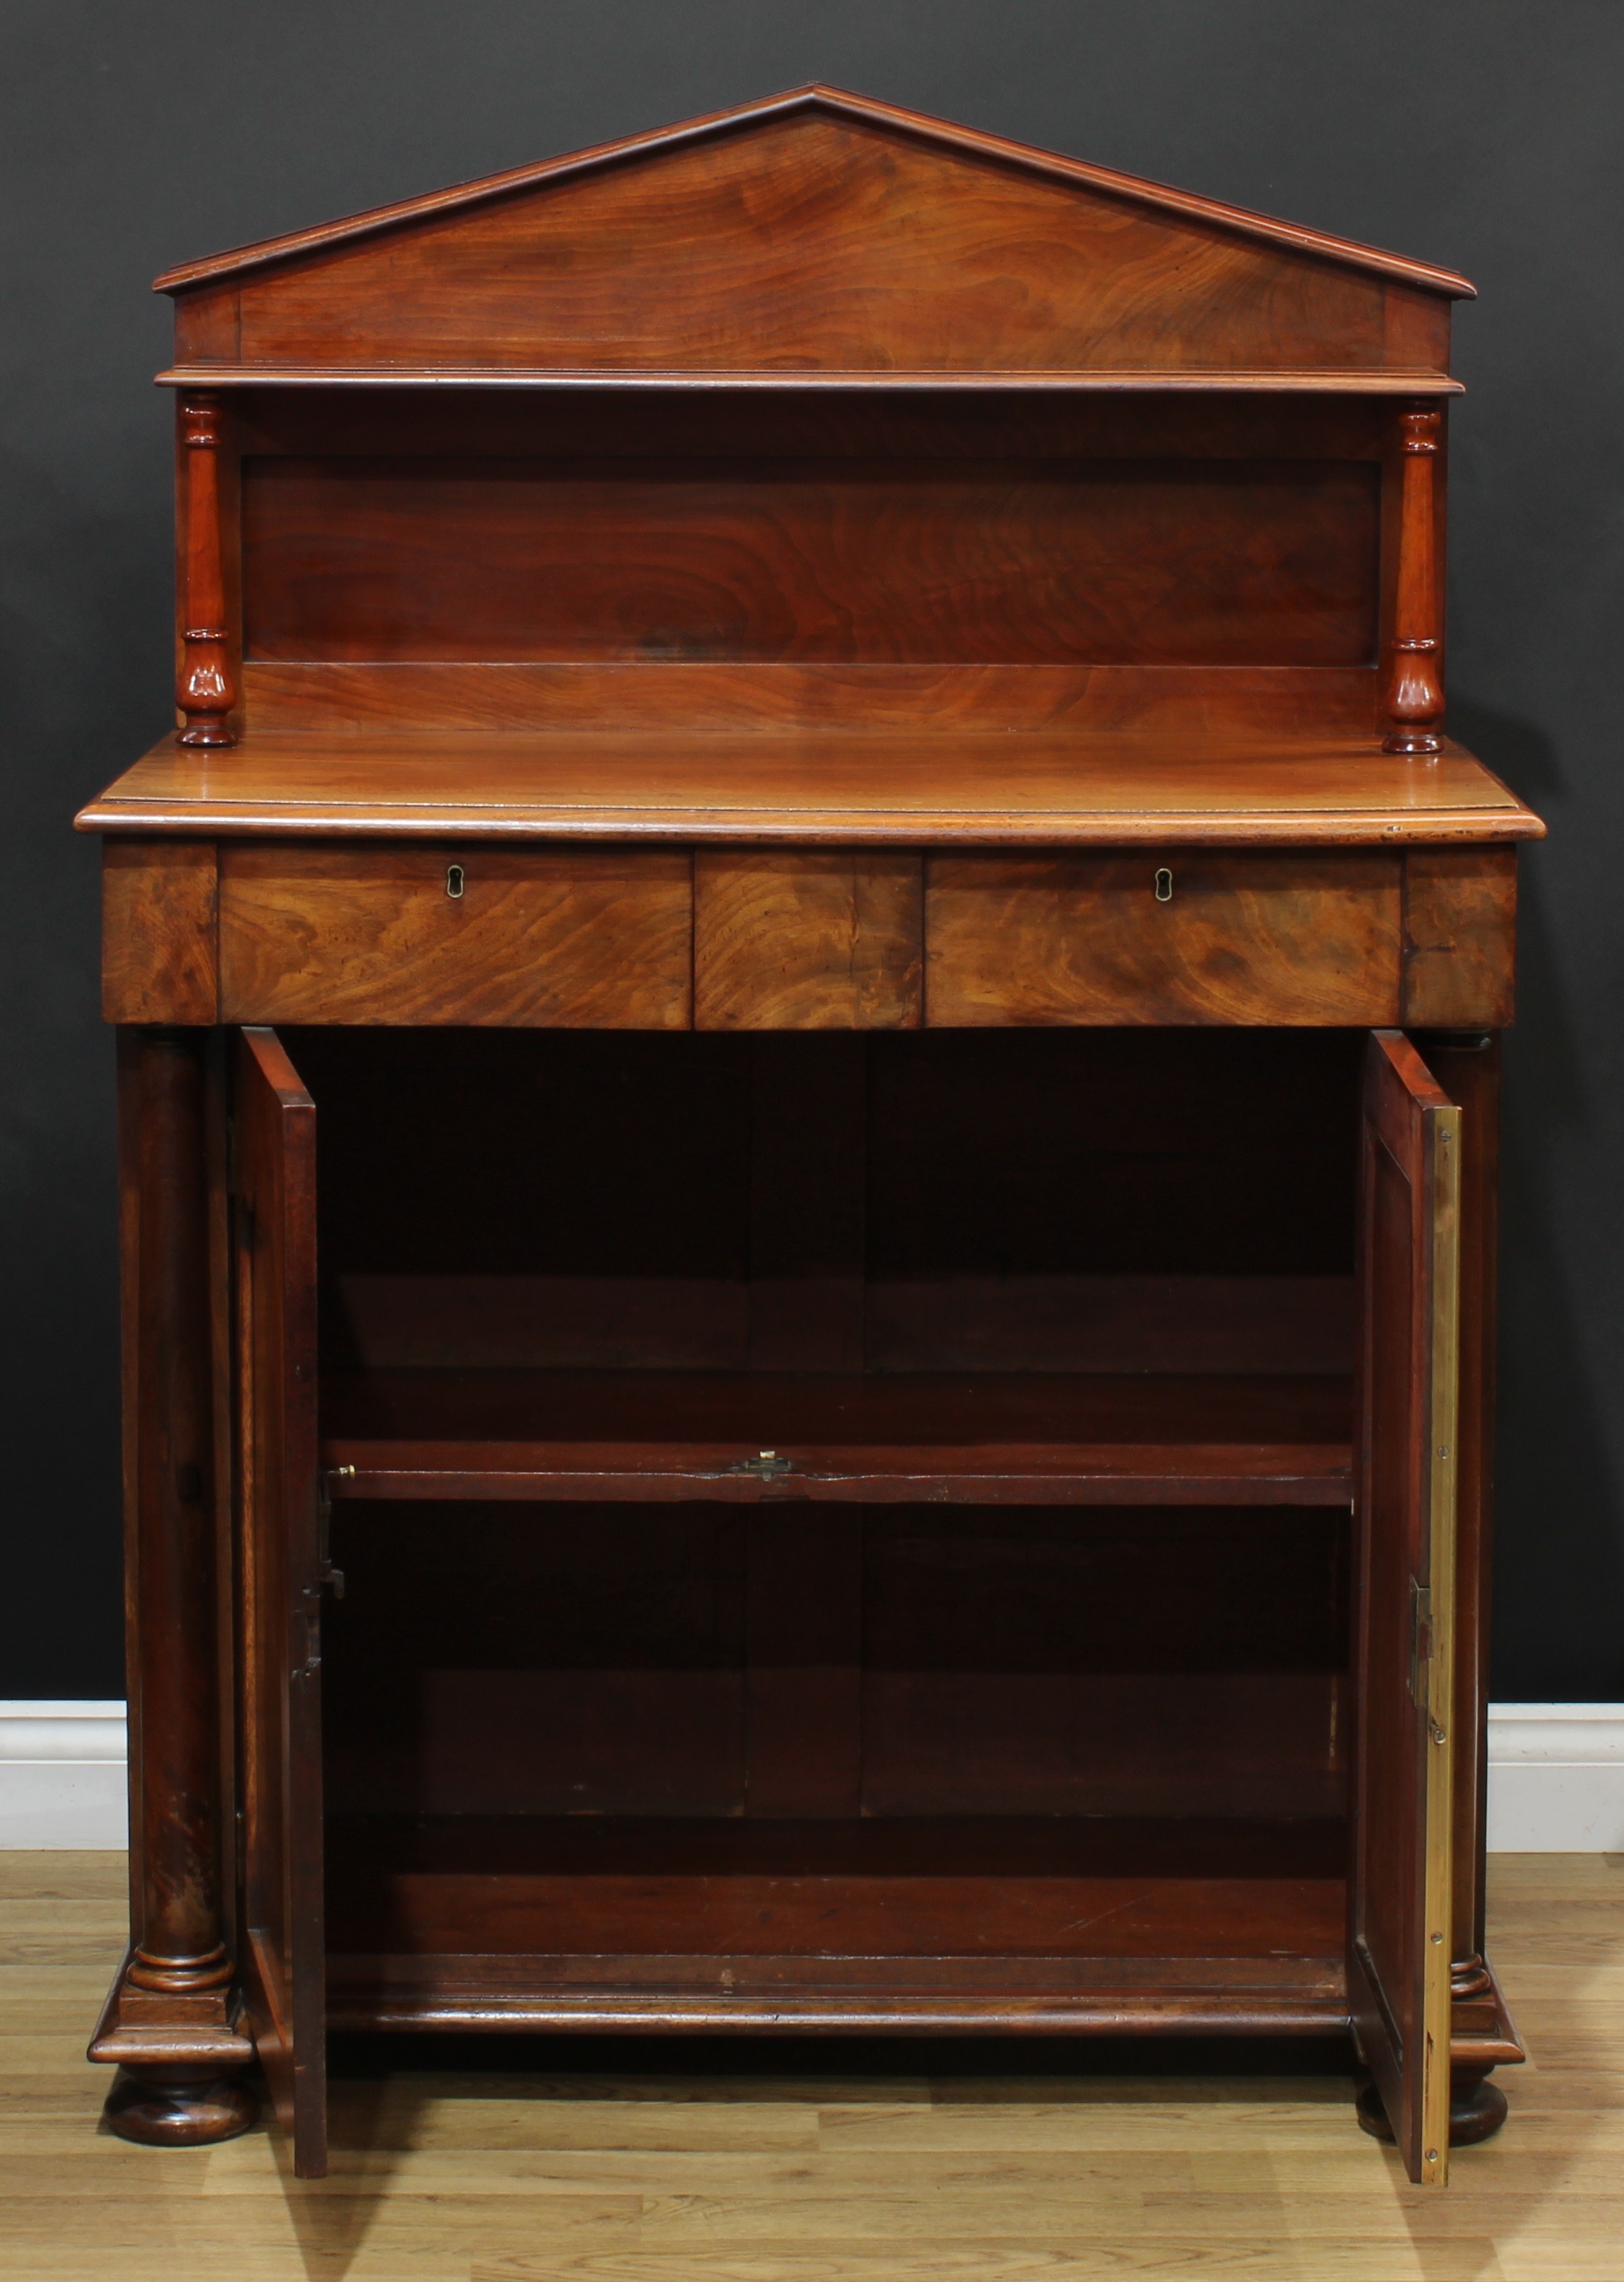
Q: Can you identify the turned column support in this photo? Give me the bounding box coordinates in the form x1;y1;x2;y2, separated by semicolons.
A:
176;395;236;748
91;1029;255;2148
1381;401;1446;754
129;1030;230;1996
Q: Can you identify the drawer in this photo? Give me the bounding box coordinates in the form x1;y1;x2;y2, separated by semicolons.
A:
695;851;922;1030
925;853;1403;1025
219;845;692;1026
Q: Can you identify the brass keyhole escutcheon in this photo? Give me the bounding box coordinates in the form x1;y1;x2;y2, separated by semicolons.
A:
446;863;466;899
1154;867;1173;903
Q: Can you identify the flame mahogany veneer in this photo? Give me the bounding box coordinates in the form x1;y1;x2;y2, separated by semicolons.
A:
78;88;1541;2187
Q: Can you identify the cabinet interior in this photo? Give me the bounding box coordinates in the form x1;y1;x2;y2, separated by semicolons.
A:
286;1023;1363;2018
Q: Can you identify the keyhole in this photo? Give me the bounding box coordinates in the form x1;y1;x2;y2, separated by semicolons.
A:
446;863;465;899
1154;867;1173;903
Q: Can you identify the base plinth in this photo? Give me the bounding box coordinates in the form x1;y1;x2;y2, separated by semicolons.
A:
104;2065;258;2149
1356;2073;1509;2149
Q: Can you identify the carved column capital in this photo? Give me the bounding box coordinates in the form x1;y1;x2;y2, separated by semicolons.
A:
180;393;223;451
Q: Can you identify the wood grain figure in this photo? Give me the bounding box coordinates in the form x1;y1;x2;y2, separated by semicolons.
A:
241;454;1379;668
696;852;922;1028
925;852;1403;1025
1403;849;1517;1026
219;844;694;1026
101;841;218;1024
81;729;1543;846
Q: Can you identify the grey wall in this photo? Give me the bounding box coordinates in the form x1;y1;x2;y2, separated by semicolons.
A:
4;0;1620;1696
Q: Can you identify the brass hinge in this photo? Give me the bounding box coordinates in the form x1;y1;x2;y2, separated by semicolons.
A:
728;1449;795;1481
1409;1578;1433;1711
294;1591;322;1685
316;1465;354;1599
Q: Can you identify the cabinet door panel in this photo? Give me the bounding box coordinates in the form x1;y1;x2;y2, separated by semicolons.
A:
235;1026;326;2178
1350;1030;1460;2185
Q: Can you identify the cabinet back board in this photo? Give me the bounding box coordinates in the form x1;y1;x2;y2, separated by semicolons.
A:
225;393;1395;738
241;450;1380;669
290;1025;1362;1293
322;1499;1349;1830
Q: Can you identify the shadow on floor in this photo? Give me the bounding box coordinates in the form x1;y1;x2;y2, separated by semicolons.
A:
267;2028;1362;2281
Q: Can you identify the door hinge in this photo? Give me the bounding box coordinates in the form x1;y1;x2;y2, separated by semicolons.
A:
1409;1579;1433;1711
295;1591;322;1684
316;1465;353;1599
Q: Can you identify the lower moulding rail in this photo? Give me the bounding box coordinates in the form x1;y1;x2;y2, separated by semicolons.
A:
326;1964;1351;2038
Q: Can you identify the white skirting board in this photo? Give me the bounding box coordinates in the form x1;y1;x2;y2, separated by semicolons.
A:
1;1700;1622;1850
0;1703;129;1847
1484;1704;1624;1851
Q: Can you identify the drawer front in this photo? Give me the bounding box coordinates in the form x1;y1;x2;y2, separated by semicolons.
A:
926;853;1403;1025
695;851;922;1030
220;846;692;1026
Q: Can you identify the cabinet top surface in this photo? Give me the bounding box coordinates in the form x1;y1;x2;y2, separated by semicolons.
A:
78;730;1542;846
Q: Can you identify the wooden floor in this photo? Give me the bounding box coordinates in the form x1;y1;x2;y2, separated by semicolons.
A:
3;1853;1620;2281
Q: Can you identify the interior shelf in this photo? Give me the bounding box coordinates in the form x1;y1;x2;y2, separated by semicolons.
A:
322;1368;1352;1505
322;1813;1349;2033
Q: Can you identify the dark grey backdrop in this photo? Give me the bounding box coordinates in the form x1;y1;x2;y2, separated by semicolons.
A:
4;0;1620;1698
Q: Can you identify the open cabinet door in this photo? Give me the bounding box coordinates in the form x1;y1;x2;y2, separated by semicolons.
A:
1351;1031;1461;2184
234;1027;327;2178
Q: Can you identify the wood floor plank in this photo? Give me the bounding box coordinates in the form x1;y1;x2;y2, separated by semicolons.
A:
0;1854;1620;2281
0;1852;126;1900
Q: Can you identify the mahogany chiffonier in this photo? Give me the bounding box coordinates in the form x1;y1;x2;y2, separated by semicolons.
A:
76;86;1543;2186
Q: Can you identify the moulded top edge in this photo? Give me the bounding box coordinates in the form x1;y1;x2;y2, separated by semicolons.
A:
73;802;1547;845
154;365;1466;395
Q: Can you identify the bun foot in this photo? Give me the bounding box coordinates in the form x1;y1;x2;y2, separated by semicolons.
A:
104;2065;257;2149
1357;2071;1509;2148
1446;2072;1510;2145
